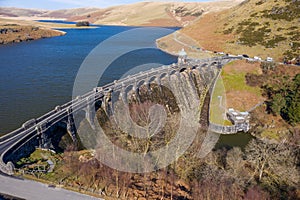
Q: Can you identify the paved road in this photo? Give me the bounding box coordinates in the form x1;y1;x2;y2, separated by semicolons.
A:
0;174;101;200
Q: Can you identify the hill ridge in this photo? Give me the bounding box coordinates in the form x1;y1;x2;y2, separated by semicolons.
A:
0;1;244;27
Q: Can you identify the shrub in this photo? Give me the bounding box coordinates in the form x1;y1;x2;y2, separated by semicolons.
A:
223;27;234;34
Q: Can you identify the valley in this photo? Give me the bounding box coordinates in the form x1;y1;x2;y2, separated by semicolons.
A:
0;0;299;199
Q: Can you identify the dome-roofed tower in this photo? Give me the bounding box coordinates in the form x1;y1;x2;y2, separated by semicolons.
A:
178;48;187;65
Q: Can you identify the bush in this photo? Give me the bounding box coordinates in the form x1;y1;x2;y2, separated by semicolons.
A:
223;27;234;34
264;35;286;48
261;2;300;22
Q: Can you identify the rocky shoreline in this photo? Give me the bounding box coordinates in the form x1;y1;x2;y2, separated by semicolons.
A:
0;24;65;45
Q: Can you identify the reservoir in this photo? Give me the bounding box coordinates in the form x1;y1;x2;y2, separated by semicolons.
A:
0;24;252;149
0;25;177;134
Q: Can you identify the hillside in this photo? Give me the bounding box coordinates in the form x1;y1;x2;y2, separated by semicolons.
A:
0;7;46;17
0;7;99;19
68;1;244;27
159;0;299;61
41;8;100;19
157;0;300;142
0;1;244;27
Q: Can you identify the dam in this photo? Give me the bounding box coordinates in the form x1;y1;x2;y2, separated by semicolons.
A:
0;55;242;175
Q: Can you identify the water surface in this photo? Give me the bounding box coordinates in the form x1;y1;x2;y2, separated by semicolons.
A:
0;23;252;150
0;25;177;134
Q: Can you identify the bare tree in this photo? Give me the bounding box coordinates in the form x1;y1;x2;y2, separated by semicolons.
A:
226;147;251;187
245;139;299;186
246;139;274;181
129;100;154;155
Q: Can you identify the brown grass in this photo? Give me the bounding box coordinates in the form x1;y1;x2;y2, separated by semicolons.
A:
181;12;234;52
222;60;264;111
275;64;300;77
226;90;264;111
174;0;300;61
224;60;262;74
142;18;181;27
68;1;243;27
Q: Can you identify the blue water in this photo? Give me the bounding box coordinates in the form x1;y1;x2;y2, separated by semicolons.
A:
0;26;177;134
37;20;99;27
37;20;77;24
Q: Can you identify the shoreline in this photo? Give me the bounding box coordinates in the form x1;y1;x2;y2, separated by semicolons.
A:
52;29;66;35
0;17;98;30
156;31;214;59
155;39;179;57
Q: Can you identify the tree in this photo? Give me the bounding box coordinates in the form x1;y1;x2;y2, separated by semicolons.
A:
128;100;155;155
226;147;244;171
285;97;300;124
245;139;299;198
284;75;300;124
264;73;300;125
270;93;286;115
226;147;251;187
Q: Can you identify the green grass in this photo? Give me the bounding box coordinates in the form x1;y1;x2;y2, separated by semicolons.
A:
30;149;48;160
224;120;233;126
210;75;231;125
261;130;280;140
221;70;261;96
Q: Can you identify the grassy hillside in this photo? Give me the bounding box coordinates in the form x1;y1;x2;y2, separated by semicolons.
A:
67;1;244;27
0;1;245;27
0;7;99;19
0;7;46;17
178;0;299;61
41;8;100;19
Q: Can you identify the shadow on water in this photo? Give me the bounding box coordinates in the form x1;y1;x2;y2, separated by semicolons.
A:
214;132;254;150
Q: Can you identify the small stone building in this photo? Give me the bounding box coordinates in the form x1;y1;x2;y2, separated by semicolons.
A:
178;48;187;65
227;108;250;132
